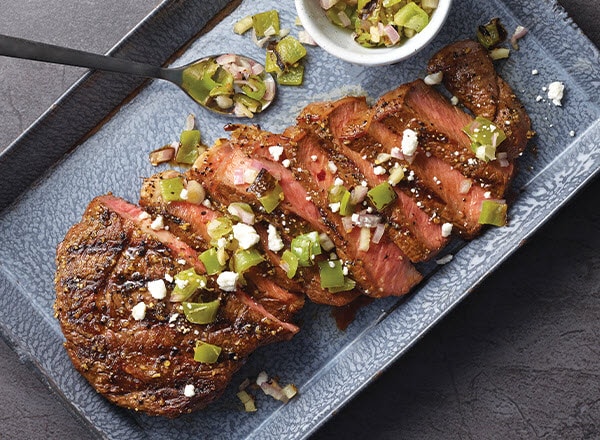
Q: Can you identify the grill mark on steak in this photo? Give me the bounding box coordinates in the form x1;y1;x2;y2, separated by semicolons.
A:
139;172;306;319
189;144;361;307
229;125;422;298
296;97;447;262
55;195;299;417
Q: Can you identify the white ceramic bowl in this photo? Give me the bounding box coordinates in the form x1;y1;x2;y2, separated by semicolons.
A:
295;0;452;66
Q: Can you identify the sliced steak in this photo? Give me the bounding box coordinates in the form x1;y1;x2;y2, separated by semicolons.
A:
139;171;305;318
297;97;448;262
427;39;532;160
55;195;298;417
190;142;361;306
229;125;423;298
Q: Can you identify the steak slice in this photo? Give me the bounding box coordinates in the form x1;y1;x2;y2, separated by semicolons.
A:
190;142;361;306
55;195;298;417
297;97;448;262
139;171;305;320
229;125;423;298
427;40;532;160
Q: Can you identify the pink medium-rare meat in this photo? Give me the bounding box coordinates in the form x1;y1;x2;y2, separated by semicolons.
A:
229;124;423;298
297;97;448;262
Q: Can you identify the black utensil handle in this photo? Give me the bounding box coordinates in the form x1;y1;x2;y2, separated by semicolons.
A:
0;34;176;81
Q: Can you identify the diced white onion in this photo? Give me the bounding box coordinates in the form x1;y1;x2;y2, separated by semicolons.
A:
298;30;317;46
459;179;472;194
358;227;371;252
320;0;339;10
372;223;385;244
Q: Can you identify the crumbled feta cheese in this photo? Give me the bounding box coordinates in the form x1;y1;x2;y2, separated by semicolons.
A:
180;188;189;200
282;159;291;168
373;165;386;175
177;259;187;265
441;223;453;238
164;273;174;283
310;154;318;162
401;129;418;156
329;202;341;213
169;313;179;323
184;384;196;397
334;177;344;187
450;95;459;106
569;130;576;137
484;191;491;199
131;302;147;321
217;271;239;292
232;223;260;250
175;278;189;289
361;180;368;187
547;81;565;106
202;199;212;208
150;215;165;230
267;224;284;252
436;254;453;265
328;261;336;268
535;95;543;102
147;279;167;300
268;145;284;161
531;69;539;75
138;211;151;221
327;161;338;173
217;237;228;248
407;170;415;181
424;71;443;85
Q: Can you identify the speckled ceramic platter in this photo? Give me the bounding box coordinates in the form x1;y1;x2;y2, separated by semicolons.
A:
0;0;598;439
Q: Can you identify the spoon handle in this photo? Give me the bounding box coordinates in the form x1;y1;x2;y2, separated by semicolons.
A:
0;34;180;83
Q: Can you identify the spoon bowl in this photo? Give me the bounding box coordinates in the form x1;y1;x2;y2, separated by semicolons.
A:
0;34;276;118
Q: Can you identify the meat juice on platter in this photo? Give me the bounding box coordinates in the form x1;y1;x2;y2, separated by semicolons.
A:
54;40;531;417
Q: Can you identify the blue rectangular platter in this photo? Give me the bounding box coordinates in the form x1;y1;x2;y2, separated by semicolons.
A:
0;0;598;439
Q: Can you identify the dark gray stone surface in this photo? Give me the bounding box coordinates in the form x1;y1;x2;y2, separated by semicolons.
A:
0;0;597;439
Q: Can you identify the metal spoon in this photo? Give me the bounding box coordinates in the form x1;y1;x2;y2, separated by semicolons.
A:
0;34;276;117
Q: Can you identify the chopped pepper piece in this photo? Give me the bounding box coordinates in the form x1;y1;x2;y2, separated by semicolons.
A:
199;248;226;275
367;182;397;210
318;260;345;289
177;129;201;165
170;268;207;302
160;176;185;202
478;200;507;226
193;341;222;363
182;299;220;324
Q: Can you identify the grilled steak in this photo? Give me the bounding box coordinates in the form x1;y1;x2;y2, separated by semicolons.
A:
54;40;531;417
55;195;298;417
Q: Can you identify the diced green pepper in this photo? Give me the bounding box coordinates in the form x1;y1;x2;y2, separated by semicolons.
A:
328;277;356;293
207;217;233;241
241;75;267;101
290;231;322;266
233;248;265;273
170;268;207;302
463;116;506;162
265;50;283;75
476;18;508;50
275;36;307;66
339;189;354;216
276;64;304;86
252;10;280;38
478;200;507;226
281;250;299;278
181;59;219;105
367;182;397;210
328;184;348;204
182;299;220;324
318;260;345;289
177;129;201;164
394;3;429;32
258;182;284;213
160;176;185;202
233;93;261;113
193;340;221;363
199;248;226;275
